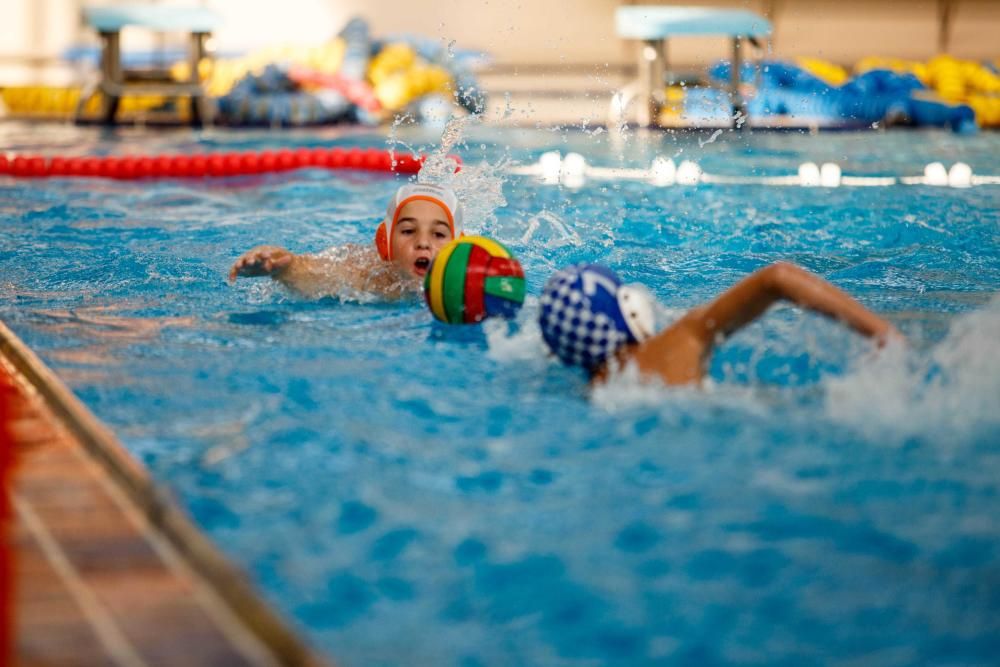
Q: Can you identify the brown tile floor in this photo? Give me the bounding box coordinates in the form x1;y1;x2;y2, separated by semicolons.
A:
0;356;284;666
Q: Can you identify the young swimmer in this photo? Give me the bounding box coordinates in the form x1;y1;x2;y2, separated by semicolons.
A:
228;183;462;299
539;262;902;386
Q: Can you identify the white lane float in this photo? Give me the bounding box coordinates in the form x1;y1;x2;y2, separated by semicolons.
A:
507;153;996;189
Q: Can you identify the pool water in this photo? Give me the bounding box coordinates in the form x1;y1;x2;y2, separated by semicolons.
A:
2;121;1000;666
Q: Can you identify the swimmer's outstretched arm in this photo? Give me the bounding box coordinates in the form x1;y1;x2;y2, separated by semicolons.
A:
228;244;413;299
228;246;295;281
227;244;350;295
617;262;901;385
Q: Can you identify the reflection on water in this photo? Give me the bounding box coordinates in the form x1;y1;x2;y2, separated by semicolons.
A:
34;305;194;341
28;304;194;387
191;418;254;466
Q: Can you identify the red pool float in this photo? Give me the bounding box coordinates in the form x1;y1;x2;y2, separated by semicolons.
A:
0;148;459;180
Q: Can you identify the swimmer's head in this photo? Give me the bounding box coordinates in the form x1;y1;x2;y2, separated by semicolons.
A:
375;183;463;277
539;263;655;371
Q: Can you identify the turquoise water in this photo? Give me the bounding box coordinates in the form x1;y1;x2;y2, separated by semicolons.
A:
2;122;1000;666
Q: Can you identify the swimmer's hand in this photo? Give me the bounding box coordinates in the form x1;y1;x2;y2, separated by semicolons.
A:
228;246;295;282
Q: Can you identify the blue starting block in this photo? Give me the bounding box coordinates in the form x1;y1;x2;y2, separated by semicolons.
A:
76;4;222;126
613;6;772;129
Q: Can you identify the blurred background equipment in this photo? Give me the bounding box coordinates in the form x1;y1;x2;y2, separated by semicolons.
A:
611;6;772;129
0;1;996;130
74;4;221;126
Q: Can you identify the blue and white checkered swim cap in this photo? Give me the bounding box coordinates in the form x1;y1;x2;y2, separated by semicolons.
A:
539;263;655;371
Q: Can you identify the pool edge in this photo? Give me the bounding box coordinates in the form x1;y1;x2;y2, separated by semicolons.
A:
0;318;330;667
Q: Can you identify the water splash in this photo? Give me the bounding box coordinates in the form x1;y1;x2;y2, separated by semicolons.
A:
590;360;686;411
497;91;515;122
698;129;724;148
511;209;582;248
417;114;509;234
825;295;1000;446
483;301;549;364
386;112;419;170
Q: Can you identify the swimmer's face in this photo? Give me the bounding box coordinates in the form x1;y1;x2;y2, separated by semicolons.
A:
390;199;454;278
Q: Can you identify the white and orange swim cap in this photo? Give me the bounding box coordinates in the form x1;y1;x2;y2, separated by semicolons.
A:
374;183;463;260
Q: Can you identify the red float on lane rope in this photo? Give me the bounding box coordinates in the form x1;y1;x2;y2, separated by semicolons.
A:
0;148;460;180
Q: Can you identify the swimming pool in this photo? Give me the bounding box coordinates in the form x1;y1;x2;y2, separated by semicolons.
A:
2;121;999;666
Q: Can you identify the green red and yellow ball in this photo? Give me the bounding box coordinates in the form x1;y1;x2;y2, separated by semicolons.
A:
424;236;525;323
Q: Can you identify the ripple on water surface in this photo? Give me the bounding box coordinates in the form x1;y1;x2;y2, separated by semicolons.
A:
1;125;999;666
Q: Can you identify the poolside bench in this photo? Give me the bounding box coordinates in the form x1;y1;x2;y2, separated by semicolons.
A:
76;4;221;126
613;6;772;129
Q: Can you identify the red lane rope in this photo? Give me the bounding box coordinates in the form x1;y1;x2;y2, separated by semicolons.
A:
0;148;460;179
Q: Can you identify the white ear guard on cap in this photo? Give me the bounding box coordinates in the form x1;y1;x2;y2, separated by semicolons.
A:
617;285;655;342
375;183;463;260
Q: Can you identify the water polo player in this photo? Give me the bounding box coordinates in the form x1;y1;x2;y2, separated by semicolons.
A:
229;182;463;299
539;262;902;386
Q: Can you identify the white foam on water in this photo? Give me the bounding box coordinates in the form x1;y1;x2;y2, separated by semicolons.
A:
589;359;777;420
825;294;1000;446
590;361;690;411
482;300;551;366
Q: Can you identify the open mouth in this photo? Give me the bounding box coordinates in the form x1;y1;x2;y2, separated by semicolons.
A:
414;257;430;273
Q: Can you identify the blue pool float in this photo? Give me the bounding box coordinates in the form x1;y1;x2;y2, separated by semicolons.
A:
707;60;977;132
